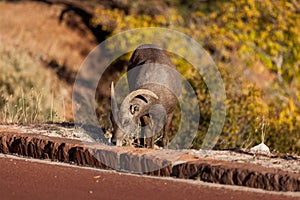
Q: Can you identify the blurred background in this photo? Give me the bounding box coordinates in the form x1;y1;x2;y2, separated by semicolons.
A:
0;0;299;154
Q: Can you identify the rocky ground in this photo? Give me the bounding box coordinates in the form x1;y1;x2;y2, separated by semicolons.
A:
0;124;299;192
1;124;299;174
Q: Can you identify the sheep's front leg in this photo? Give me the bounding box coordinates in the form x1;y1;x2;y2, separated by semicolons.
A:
145;130;154;148
141;116;154;148
163;112;174;149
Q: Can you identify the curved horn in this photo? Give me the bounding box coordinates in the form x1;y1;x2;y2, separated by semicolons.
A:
119;89;159;114
111;82;119;120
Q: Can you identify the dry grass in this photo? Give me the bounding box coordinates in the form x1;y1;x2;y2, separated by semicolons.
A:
0;43;65;123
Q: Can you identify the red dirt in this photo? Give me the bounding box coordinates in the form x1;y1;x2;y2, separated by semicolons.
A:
0;1;96;71
0;1;97;121
0;155;298;200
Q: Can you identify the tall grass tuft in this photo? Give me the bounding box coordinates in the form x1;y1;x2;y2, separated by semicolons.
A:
0;44;64;123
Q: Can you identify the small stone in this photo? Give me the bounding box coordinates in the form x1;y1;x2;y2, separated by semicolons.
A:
250;142;270;154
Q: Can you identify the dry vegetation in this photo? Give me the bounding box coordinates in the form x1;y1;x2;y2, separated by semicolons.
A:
0;43;58;123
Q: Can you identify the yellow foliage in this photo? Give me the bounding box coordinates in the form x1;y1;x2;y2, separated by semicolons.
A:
91;0;300;154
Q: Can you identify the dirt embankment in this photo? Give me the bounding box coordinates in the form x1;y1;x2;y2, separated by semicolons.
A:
1;0;97;76
0;0;105;120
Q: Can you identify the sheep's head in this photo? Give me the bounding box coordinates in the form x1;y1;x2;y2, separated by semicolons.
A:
110;82;158;146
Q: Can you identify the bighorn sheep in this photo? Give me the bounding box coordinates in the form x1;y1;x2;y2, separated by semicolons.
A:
110;44;181;148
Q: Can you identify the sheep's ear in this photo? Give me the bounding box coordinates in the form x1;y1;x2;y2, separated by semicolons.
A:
130;105;139;115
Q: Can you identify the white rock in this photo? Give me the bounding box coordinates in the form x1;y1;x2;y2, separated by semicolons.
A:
250;142;270;154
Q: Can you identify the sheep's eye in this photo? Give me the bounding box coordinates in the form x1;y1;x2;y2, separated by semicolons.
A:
130;105;139;114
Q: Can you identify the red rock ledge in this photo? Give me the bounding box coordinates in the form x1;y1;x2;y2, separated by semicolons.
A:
0;128;299;192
